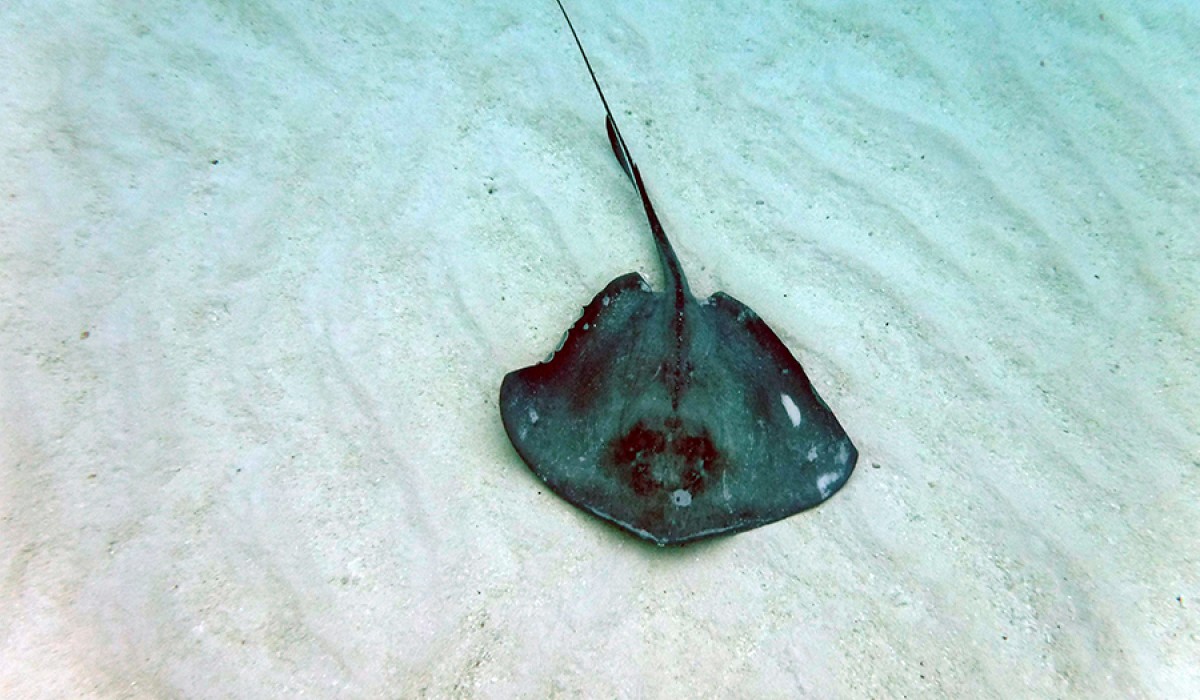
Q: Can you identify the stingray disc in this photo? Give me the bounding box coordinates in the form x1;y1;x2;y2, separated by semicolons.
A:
501;270;856;546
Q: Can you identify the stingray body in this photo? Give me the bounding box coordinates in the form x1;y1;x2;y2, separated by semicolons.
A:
499;1;857;546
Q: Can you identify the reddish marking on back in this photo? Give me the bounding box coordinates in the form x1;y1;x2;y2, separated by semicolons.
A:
604;419;727;499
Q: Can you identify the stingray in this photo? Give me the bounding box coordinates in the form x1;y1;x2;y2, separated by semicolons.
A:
499;1;857;546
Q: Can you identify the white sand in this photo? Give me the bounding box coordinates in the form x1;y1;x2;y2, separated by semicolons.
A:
2;1;1197;697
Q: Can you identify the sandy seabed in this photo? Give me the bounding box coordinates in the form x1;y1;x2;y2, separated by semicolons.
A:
2;1;1197;697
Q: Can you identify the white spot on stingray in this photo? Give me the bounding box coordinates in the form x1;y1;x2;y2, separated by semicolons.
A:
836;442;850;465
816;471;840;499
582;323;590;330
552;329;569;354
528;407;539;424
602;295;610;306
670;489;692;507
780;393;803;427
806;446;818;461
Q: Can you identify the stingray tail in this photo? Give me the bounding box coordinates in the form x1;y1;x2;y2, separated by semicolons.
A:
606;114;634;184
556;0;690;296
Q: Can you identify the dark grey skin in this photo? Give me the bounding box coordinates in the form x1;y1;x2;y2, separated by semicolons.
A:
499;1;857;546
